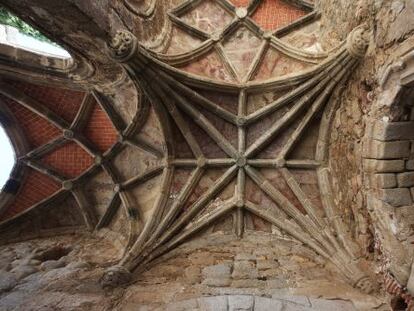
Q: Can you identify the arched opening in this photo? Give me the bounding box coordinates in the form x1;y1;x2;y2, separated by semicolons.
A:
0;7;70;59
0;124;14;189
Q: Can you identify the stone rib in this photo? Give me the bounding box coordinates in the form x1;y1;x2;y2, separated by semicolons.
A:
121;165;165;190
245;165;335;255
25;136;66;160
244;201;329;258
245;54;352;158
157;69;239;125
138;201;236;271
141;167;204;253
154;165;237;247
124;137;164;159
245;50;347;125
95;192;121;230
71;93;95;130
71;188;97;230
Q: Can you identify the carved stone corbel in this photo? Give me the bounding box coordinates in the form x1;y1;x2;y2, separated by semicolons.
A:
346;25;370;58
106;30;139;63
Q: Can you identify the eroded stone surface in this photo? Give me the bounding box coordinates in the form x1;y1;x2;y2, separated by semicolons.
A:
0;235;124;310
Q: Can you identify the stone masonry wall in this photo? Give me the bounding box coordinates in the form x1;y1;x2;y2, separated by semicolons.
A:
318;0;414;303
117;232;384;310
364;120;414;208
0;233;385;310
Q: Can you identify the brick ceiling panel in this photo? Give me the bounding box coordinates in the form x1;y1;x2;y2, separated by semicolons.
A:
84;102;118;153
41;142;94;179
1;94;61;148
0;169;60;221
7;80;85;123
228;0;250;7
252;0;307;30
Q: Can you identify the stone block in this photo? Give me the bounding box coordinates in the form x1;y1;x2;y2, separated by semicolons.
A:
259;268;283;279
234;253;255;261
202;264;231;278
228;295;254;311
363;159;405;173
266;277;288;289
184;266;201;284
407;159;414;170
231;279;264;288
378;188;412;207
168;299;199;311
374;173;397;188
202;277;232;287
397;172;414;187
283;303;312;311
308;298;357;311
232;261;258;279
189;252;216;266
256;259;279;270
363;140;410;159
254;297;283;311
202;264;232;287
198;296;227;311
371;121;414;141
271;293;310;307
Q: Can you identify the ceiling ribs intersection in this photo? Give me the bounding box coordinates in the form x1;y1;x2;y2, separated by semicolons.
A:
101;0;373;291
0;0;373;293
0;80;164;240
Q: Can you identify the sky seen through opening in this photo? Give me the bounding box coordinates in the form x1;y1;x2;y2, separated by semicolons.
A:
0;125;14;188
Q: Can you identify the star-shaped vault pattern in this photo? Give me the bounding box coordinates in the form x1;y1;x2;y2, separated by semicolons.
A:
0;0;373;293
162;0;318;83
100;0;373;290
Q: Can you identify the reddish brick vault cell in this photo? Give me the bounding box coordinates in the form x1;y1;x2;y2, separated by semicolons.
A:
84;102;118;153
1;94;61;148
228;0;308;30
41;142;94;179
229;0;250;7
251;0;307;30
1;169;61;220
8;80;85;123
0;80;118;221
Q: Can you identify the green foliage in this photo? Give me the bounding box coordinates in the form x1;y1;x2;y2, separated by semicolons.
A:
0;7;55;44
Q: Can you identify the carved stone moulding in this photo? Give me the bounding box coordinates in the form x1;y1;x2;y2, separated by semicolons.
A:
124;0;157;18
346;25;369;58
107;31;139;63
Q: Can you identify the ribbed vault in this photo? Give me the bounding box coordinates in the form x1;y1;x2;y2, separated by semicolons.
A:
0;0;380;298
